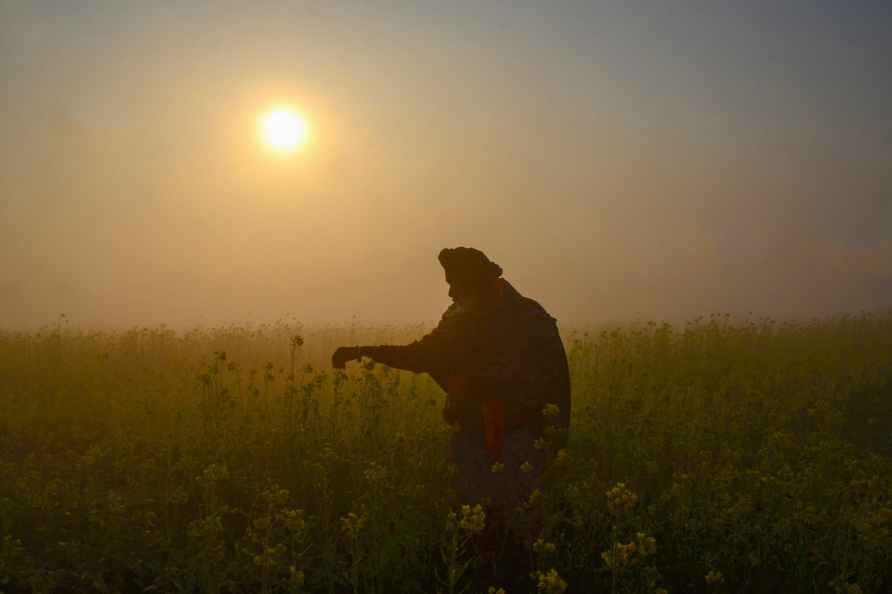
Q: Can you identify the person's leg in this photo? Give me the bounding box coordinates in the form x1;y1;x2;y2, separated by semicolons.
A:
488;427;547;590
449;429;502;590
448;426;548;590
449;428;489;506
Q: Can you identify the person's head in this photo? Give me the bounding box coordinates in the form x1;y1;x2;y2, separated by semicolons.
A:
438;247;503;310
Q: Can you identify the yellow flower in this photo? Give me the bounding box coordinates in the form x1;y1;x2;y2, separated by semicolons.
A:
282;509;305;532
606;482;638;515
636;532;657;556
527;489;543;507
488;588;507;594
705;570;724;585
601;542;638;568
521;461;534;474
542;403;560;417
446;510;458;531
536;568;567;594
340;512;366;537
533;538;557;555
458;504;486;535
289;566;305;587
491;462;505;474
363;462;387;482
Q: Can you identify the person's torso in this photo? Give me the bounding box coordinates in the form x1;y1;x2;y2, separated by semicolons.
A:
446;281;571;433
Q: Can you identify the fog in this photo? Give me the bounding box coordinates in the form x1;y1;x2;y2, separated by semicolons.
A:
2;2;891;329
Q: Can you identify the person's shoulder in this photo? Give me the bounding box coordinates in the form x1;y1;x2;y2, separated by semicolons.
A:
503;281;556;325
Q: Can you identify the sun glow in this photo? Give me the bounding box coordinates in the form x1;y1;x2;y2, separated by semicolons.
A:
259;107;310;153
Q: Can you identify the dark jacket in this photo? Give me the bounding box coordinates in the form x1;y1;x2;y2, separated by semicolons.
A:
363;280;571;436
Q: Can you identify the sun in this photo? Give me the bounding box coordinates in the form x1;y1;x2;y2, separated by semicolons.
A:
259;107;310;153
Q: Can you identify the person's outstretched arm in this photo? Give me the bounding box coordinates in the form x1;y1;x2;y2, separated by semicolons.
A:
331;305;467;375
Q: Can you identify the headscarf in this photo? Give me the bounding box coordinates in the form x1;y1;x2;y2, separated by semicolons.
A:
438;247;503;288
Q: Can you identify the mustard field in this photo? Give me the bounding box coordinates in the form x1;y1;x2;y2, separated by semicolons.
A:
1;314;890;594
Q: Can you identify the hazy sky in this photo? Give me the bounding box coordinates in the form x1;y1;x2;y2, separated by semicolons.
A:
2;1;891;328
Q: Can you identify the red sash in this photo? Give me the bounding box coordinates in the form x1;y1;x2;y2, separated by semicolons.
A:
447;375;505;462
482;399;505;462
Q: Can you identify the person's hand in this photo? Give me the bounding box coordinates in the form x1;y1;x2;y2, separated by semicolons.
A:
332;346;361;369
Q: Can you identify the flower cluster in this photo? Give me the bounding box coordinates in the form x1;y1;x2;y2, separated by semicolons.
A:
635;532;658;556
533;538;557;555
197;462;229;485
460;504;486;534
252;543;286;568
606;482;639;515
601;542;638;569
542;403;561;418
535;568;568;594
281;509;305;533
363;462;387;483
288;565;304;588
705;569;724;585
447;504;486;535
340;512;366;538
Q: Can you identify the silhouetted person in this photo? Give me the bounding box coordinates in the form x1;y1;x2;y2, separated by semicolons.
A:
332;247;571;582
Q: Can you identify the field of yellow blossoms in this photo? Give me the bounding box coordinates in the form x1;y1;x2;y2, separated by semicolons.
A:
1;313;890;593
